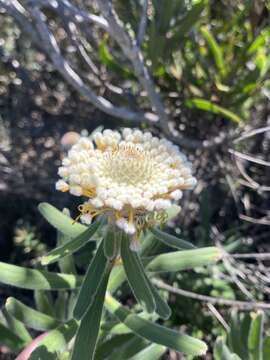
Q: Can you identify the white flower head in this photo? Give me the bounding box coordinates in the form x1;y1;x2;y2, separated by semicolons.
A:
56;128;196;241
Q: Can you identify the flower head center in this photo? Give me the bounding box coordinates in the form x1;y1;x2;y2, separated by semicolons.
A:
102;144;155;185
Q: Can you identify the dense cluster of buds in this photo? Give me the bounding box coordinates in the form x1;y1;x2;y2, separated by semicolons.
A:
56;128;196;250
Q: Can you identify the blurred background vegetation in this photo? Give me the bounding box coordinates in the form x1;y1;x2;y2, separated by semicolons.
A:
0;0;269;358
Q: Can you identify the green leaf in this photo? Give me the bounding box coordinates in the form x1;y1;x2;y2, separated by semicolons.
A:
95;334;134;360
228;311;247;358
103;226;120;260
55;292;69;321
29;319;78;359
201;26;226;78
73;239;109;320
214;337;241;360
2;307;32;344
0;322;26;352
121;235;156;314
129;344;166;360
57;230;77;274
247;28;270;56
107;336;148;360
38;202;87;237
147;280;171;320
166;205;181;221
185;98;243;124
121;233;170;319
0;261;81;290
168;1;206;50
40;220;101;266
2;307;32;345
105;294;207;357
263;336;270;360
150;227;196;250
99;37;134;79
146;247;221;272
71;271;110;360
248;312;264;360
34;290;55;317
104;311;157;335
6;297;61;331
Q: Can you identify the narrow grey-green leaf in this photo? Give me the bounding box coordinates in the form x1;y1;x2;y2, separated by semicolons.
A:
150;227;196;250
228;311;247;358
129;344;166;360
6;297;61;331
165;205;181;221
57;230;77;274
34;290;55;316
0;261;81;290
29;319;78;360
41;220;101;266
71;272;110;360
2;308;32;344
147;280;171;319
109;312;158;335
55;292;69;321
95;334;134;360
73;239;109;319
248;311;264;360
146;247;221;272
103;226;120;260
214;337;241;360
38;202;86;237
263;336;270;360
105;294;207;356
0;322;26;352
121;235;156;313
107;336;148;360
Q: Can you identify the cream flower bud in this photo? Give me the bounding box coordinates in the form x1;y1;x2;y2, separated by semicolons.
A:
58;167;69;177
80;213;92;225
170;189;183;200
56;180;69;192
70;186;82;196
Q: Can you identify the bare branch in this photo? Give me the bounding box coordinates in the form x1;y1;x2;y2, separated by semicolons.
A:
207;303;229;331
153;279;270;311
230;253;270;260
137;0;148;48
239;214;270;226
229;149;270;167
96;1;171;129
234;125;270;143
3;1;157;124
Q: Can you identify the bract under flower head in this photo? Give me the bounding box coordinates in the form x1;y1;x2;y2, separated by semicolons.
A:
56;128;196;241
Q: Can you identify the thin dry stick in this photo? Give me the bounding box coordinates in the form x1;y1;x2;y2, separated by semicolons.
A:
152;279;270;311
229;149;270;167
230;253;270;260
137;0;148;47
234;125;270;143
214;233;254;300
239;214;270;226
207;303;229;331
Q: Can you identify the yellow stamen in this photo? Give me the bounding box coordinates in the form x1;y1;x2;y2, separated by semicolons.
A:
114;257;123;266
115;211;121;220
96;140;107;151
129;207;134;224
82;188;96;198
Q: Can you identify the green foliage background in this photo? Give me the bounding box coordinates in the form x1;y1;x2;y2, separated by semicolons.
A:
0;0;269;359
